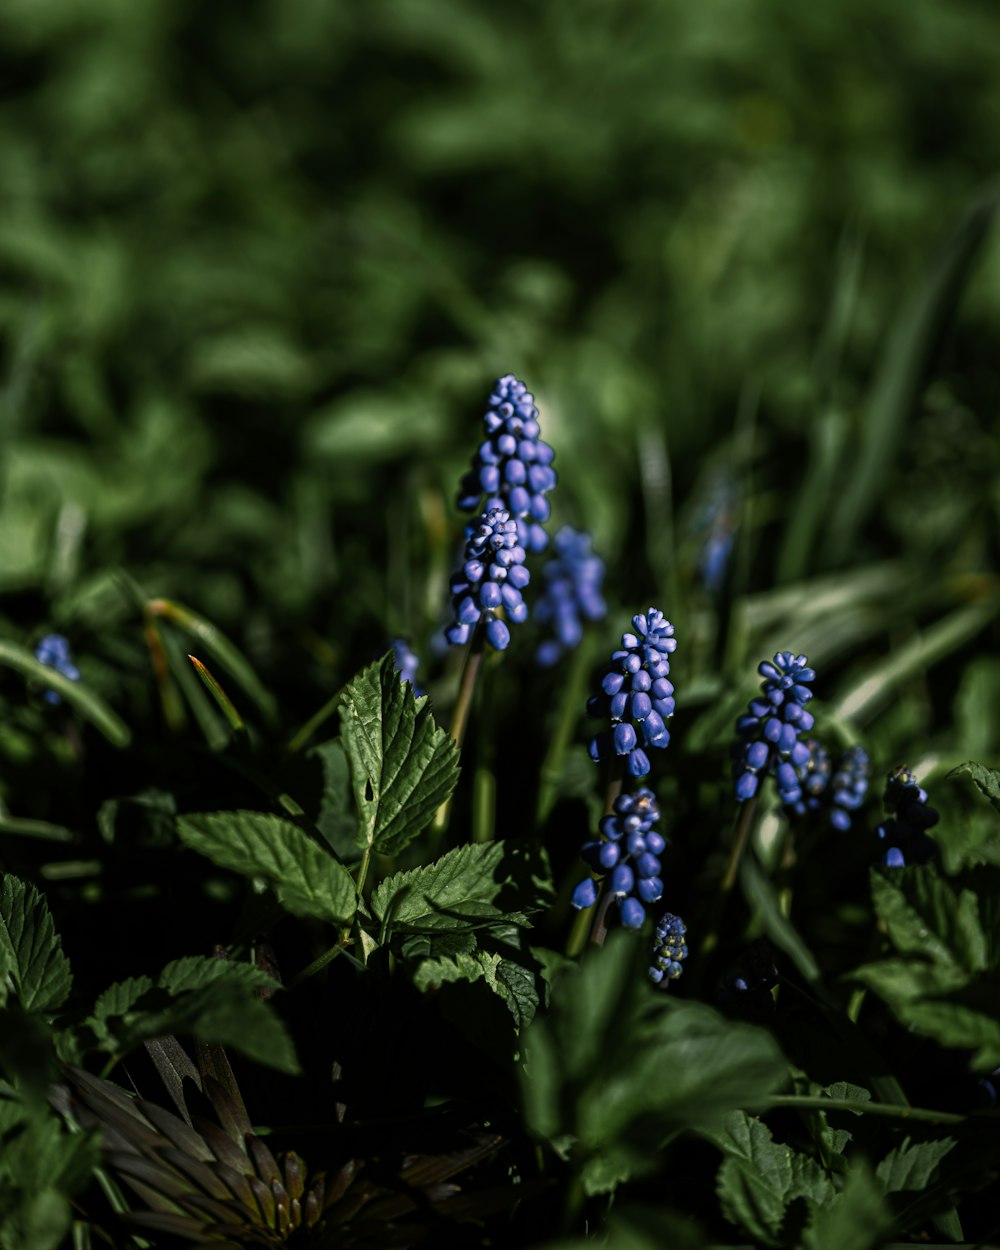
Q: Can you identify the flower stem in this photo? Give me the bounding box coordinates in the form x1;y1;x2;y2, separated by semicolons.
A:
431;622;487;845
535;635;595;827
701;794;759;957
566;759;625;957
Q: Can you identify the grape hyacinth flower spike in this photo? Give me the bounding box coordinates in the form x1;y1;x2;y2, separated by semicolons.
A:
456;374;557;553
588;610;677;779
445;507;529;652
733;652;815;803
34;634;81;705
572;787;666;929
533;526;606;667
876;766;939;867
649;912;688;984
783;739;870;831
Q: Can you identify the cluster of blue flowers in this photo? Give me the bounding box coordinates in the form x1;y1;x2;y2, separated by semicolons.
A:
877;766;939;867
784;739;870;831
34;634;80;705
390;640;424;696
571;788;665;928
587;610;676;779
445;507;529;652
533;526;606;667
733;652;815;803
456;374;557;554
648;912;688;983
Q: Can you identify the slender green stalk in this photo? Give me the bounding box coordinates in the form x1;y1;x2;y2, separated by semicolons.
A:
430;623;487;844
188;654;246;735
701;795;760;958
768;1094;968;1126
535;635;595;826
287;689;343;754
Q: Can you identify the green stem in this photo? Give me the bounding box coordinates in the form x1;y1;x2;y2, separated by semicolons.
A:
566;761;625;957
535;636;595;826
589;889;616;948
701;795;759;957
768;1094;968;1126
287;943;348;990
449;622;486;749
430;623;487;844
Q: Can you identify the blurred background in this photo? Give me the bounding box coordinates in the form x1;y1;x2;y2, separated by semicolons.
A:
2;0;1000;769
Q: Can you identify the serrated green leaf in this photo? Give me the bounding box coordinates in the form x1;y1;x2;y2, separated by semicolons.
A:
87;960;298;1074
338;653;459;856
177;810;356;925
870;866;988;974
950;759;1000;815
713;1111;834;1246
372;841;506;934
157;955;277;995
308;738;360;859
491;957;540;1030
411;951;487;992
876;1136;956;1193
0;875;72;1014
89;975;154;1041
521;934;787;1194
801;1162;889;1250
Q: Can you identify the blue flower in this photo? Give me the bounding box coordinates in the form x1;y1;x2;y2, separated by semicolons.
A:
390;640;424;696
587;609;676;779
876;766;938;867
783;739;870;831
572;787;666;929
444;507;529;652
649;912;688;984
733;652;815;803
533;527;606;667
34;634;80;705
456;375;557;554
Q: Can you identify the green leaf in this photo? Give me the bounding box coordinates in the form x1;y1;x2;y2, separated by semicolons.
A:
0;875;72;1014
411;951;488;992
0;639;131;747
0;1109;100;1250
177;810;356;925
713;1111;834;1246
308;739;361;859
870;866;988;974
876;1136;956;1194
490;957;540;1030
521;934;787;1194
801;1162;889;1250
338;653;460;856
87;959;298;1073
372;841;506;934
950;760;1000;816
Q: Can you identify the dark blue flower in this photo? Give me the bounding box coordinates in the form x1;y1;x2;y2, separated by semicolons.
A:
390;640;424;696
444;507;529;652
876;766;939;867
572;787;666;929
34;634;80;705
456;375;557;554
649;912;688;984
783;739;870;831
829;746;871;831
733;652;815;803
587;609;676;779
533;527;606;667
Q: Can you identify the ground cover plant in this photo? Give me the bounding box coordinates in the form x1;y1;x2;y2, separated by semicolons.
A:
4;3;1000;1247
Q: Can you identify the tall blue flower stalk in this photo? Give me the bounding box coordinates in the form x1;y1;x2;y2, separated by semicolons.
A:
571;787;666;929
733;652;815;803
587;609;676;779
445;507;529;653
649;912;688;983
456;375;557;554
784;739;870;831
533;526;606;667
